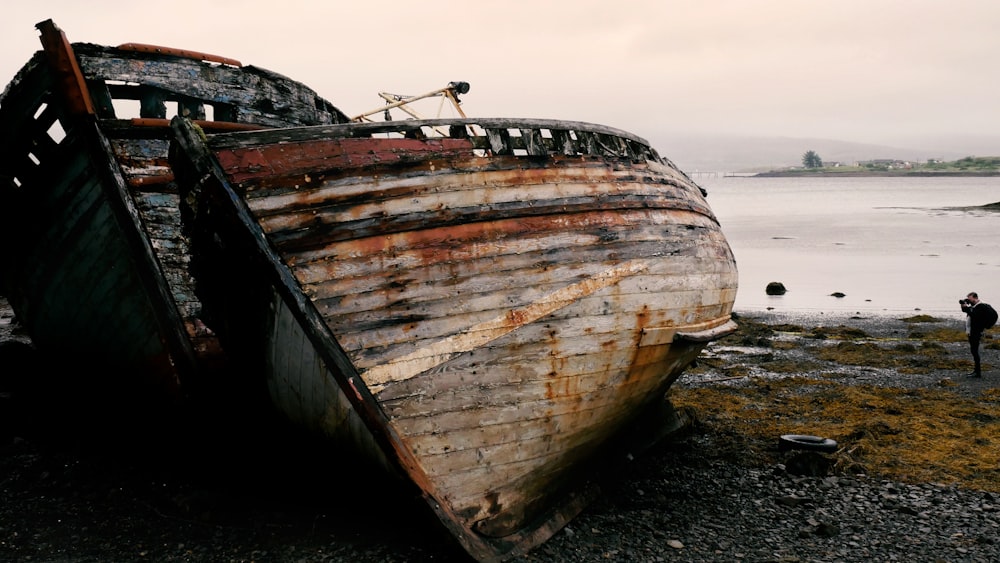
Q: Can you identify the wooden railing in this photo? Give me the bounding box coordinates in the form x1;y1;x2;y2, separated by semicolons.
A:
220;117;668;165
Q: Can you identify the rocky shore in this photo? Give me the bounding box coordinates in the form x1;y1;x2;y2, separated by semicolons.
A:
3;303;999;562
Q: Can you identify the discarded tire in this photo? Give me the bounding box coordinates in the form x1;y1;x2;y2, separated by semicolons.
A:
778;434;838;453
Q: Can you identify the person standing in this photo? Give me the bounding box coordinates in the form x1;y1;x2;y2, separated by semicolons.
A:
960;292;996;377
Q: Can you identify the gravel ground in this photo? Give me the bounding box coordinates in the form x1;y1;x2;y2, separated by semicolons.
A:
3;301;998;562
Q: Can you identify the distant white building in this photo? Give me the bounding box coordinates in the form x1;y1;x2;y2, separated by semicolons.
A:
856;159;912;169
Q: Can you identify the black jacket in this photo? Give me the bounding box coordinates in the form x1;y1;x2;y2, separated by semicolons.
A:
963;302;997;334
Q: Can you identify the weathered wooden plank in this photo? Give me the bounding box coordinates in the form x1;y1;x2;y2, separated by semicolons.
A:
75;44;349;127
254;185;710;245
207;118;666;171
247;172;704;227
412;398;649;475
310;263;722;325
10;143;175;385
341;292;734;372
299;225;726;299
367;319;709;403
304;251;727;336
331;282;725;362
379;351;649;417
238;149;694;208
296;224;724;303
264;267;388;465
402;392;673;527
215;137;476;184
276;210;718;279
377;331;715;422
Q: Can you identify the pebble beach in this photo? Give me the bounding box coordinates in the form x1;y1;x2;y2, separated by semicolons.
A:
3;300;999;562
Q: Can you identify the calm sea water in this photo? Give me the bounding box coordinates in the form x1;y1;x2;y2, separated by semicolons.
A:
697;175;1000;318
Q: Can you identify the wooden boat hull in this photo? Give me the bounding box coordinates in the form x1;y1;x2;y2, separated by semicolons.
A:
0;20;348;406
169;116;738;560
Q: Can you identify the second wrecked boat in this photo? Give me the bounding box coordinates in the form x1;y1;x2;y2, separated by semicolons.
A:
168;115;739;560
0;20;349;405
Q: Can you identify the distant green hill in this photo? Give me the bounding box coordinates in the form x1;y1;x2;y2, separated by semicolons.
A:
758;156;1000;177
651;133;1000;173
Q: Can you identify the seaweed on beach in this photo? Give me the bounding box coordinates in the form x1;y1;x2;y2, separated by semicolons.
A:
673;379;1000;492
674;314;1000;493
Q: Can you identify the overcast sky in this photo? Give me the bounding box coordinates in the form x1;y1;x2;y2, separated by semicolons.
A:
3;1;999;153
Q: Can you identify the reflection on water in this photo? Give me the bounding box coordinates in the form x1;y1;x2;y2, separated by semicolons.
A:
700;176;1000;317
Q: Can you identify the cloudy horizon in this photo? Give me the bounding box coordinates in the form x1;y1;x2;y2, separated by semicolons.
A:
3;1;998;166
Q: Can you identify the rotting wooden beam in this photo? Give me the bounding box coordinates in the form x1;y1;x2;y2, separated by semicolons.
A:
117;42;242;67
35;19;95;117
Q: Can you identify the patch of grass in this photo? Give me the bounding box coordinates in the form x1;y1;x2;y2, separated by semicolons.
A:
808;338;973;373
671;381;1000;492
813;341;906;367
916;327;968;343
900;314;943;323
809;325;869;340
722;314;776;346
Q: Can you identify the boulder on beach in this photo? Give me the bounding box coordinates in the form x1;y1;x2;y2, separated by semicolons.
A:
765;282;787;295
